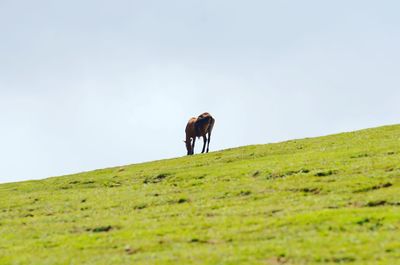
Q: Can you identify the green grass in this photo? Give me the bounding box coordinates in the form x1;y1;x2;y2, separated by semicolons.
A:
1;124;400;265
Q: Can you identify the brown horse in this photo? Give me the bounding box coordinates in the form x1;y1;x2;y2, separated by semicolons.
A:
185;112;215;155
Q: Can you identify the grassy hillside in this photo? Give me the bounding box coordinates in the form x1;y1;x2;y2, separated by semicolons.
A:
1;125;400;265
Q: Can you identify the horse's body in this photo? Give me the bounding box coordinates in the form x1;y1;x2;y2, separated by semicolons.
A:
185;112;215;155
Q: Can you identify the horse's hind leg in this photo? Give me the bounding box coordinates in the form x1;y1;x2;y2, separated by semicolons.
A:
206;118;214;153
206;128;213;153
201;136;207;153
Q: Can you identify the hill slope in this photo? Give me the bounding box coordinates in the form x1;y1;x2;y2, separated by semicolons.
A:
1;125;400;265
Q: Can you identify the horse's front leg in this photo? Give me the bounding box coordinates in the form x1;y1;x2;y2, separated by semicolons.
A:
191;137;196;155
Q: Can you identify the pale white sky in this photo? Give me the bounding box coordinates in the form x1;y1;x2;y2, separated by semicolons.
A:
1;0;399;183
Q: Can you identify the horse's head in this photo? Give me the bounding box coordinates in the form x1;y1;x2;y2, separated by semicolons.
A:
184;139;193;155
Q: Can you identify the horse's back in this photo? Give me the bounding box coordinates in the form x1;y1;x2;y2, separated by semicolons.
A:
197;112;211;119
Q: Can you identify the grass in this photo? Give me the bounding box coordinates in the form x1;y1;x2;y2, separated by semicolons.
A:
1;124;400;264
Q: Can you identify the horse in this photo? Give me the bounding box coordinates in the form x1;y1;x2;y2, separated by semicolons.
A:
184;112;215;155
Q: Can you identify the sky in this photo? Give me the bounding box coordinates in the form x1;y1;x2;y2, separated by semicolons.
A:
1;0;399;183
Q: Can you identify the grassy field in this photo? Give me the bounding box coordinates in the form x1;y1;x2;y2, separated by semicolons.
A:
1;125;400;265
